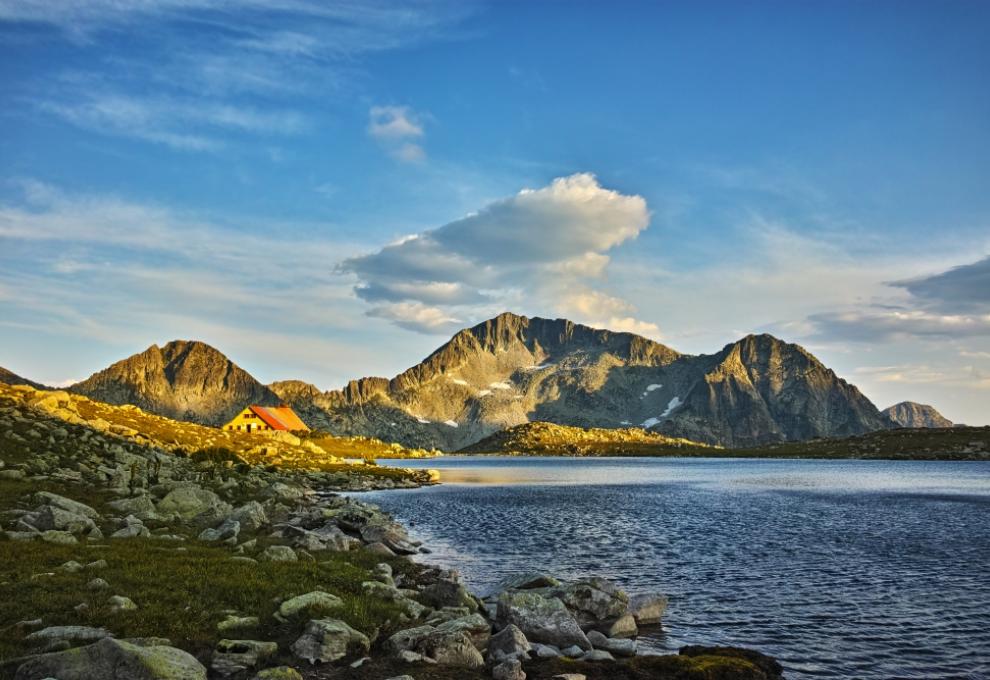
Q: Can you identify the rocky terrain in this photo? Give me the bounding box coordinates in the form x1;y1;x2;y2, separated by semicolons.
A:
50;313;898;451
0;382;784;679
882;401;954;428
71;341;283;426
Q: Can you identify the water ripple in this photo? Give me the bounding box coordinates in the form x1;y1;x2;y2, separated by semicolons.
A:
360;457;990;679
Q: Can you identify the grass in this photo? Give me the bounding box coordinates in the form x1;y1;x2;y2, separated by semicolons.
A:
0;538;414;674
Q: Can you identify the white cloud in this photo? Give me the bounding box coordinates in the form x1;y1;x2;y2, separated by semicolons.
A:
368;106;427;163
340;173;658;335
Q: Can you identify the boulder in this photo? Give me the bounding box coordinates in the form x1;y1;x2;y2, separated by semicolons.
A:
595;613;638;639
416;630;484;668
679;646;784;679
199;519;240;542
496;591;590;651
628;593;668;625
358;523;418;555
488;624;531;663
217;615;259;634
31;506;101;538
40;530;77;545
211;639;278;676
580;649;614;662
14;638;207;679
107;495;159;522
586;630;636;657
290;619;370;664
552;577;628;624
25;626;111;651
493;658;526;680
434;613;491;651
277;591;343;620
229;501;268;532
34;492;100;520
419;578;478;612
497;572;561;592
157;487;230;522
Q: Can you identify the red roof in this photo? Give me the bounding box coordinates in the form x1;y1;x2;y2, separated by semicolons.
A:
248;405;309;431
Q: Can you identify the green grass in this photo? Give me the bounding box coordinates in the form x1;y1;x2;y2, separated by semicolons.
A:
0;538;412;673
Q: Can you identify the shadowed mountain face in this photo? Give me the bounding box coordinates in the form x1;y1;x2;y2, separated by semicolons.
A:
883;401;954;428
70;340;280;426
70;314;896;448
0;366;47;390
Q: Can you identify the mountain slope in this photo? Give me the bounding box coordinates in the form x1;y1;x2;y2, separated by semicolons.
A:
883;401;953;428
0;366;47;389
273;313;892;449
71;340;280;426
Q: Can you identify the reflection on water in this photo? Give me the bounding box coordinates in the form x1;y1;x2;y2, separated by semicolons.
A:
362;456;990;679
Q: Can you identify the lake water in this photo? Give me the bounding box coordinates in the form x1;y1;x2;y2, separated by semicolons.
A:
361;456;990;679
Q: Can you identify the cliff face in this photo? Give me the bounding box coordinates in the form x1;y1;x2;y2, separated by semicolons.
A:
883;401;953;428
71;313;898;449
71;341;280;426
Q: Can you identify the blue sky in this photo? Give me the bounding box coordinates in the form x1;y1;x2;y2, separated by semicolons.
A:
1;0;988;424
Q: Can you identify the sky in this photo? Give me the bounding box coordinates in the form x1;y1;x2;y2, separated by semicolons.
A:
0;0;988;425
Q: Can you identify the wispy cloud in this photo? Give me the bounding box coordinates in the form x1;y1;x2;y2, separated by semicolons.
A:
3;0;476;151
368;105;428;163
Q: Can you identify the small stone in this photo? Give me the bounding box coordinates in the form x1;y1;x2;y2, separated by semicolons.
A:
561;645;585;657
290;618;370;664
259;545;297;562
211;639;278;676
492;658;526;680
40;530;77;545
217;615;260;634
251;667;303;680
580;649;615;662
108;595;138;613
87;577;110;590
277;591;343;620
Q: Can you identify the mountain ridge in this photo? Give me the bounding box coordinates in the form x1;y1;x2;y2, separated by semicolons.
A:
61;313;901;448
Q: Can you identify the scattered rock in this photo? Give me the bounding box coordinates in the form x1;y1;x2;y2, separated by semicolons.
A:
108;595;138;613
493;658;526;680
628;593;668;625
259;545;297;562
277;591;343;620
251;668;303;680
290;618;370;664
488;623;531;663
211;639;278;676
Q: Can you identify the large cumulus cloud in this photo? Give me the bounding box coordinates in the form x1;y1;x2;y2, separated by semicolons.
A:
339;173;657;335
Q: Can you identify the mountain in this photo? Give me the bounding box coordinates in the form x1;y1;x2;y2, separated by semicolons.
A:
272;313;892;449
70;340;281;426
0;366;47;389
70;313;894;448
883;401;953;428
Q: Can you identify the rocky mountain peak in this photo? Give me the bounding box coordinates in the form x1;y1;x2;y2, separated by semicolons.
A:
0;366;47;390
71;340;279;426
883;401;953;428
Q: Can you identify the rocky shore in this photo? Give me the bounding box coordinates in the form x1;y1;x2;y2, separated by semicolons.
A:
0;383;784;679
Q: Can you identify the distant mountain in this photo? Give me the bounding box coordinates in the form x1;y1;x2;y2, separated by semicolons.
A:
883;401;953;428
71;340;280;426
0;366;47;390
272;313;892;448
71;314;895;448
